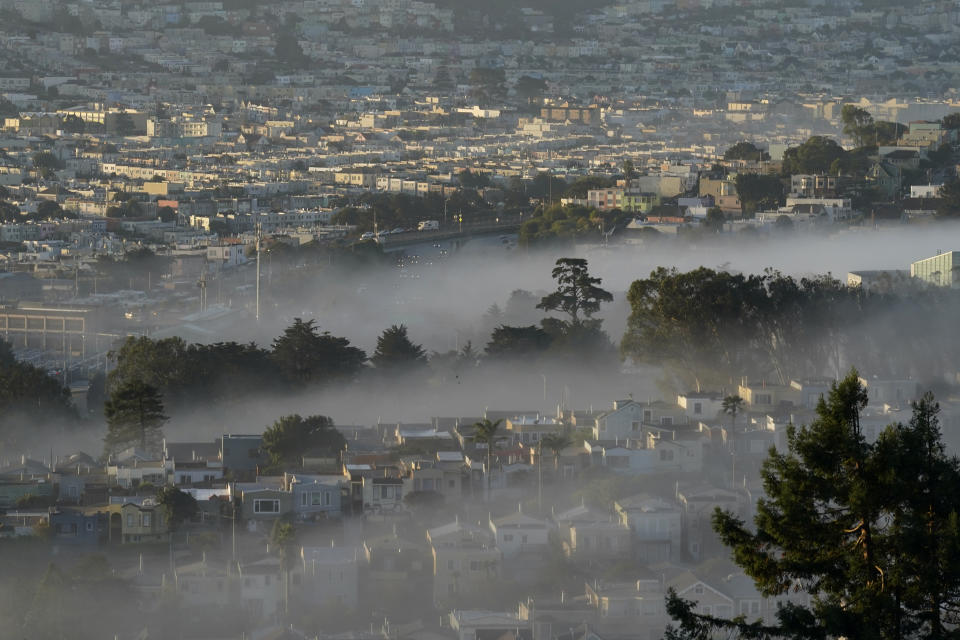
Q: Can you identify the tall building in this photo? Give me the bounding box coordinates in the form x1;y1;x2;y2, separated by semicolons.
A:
910;251;960;287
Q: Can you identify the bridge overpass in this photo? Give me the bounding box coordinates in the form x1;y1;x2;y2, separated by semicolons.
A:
376;214;523;252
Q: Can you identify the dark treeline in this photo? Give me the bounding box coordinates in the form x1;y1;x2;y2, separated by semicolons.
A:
621;267;960;393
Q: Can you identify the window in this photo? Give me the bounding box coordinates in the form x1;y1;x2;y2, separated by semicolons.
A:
301;492;308;507
311;492;327;506
142;513;151;527
693;402;702;414
643;410;652;422
694;584;703;594
86;521;94;532
755;393;772;405
324;492;331;506
254;499;280;514
659;449;674;461
126;514;134;527
632;421;640;432
503;534;514;542
660;416;673;426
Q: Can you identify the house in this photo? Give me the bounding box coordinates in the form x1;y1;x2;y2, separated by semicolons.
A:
220;434;268;475
666;571;734;619
286;473;344;521
593;399;689;441
449;610;529;640
737;381;798;412
234;480;294;525
427;518;501;605
857;376;920;408
676;392;723;421
614;494;682;563
299;544;362;610
788;378;834;409
362;529;432;602
48;507;108;545
175;558;237;608
583;576;667;639
119;500;168;544
402;452;465;500
553;503;631;562
488;506;551;557
678;487;745;562
238;557;283;622
911;251;960;288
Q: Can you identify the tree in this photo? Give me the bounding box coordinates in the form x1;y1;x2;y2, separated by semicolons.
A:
935;177;960;218
540;432;573;474
537;258;613;326
841;104;874;147
61;114;85;134
103;380;168;459
271;318;367;385
113;111;136;136
371;324;427;372
262;414;345;469
942;113;960;130
271;519;297;616
734;173;785;215
667;373;960;640
781;136;846;176
703;206;726;232
485;325;553;359
724;141;770;162
32;151;64;171
36;200;63;219
514;75;547;102
473;418;503;497
721;394;744;432
156;486;198;533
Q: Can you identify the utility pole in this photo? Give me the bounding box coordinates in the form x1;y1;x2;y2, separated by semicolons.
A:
255;224;261;323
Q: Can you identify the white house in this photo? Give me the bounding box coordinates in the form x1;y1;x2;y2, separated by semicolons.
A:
488;506;551;556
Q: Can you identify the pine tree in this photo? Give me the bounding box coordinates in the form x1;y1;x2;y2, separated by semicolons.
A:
371;324;427;372
103;380;167;459
666;373;960;640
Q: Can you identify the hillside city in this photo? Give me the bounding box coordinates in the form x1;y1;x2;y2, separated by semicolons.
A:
4;1;960;640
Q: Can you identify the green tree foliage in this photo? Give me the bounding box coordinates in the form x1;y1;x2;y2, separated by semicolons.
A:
156;486;198;532
781;136;846;176
36;200;64;219
271;318;367;385
721;394;744;431
514;75;548;102
371;324;427;371
32;151;64;171
734;173;785;215
841;104;875;147
537;258;613;325
472;418;503;495
667;374;960;640
936;178;960;217
485;325;553;359
458;169;490;189
942;113;960;130
540;432;573;473
519;203;628;246
469;67;506;103
621;268;862;391
60;114;85;134
0;338;76;450
103;380;168;458
724;141;770;162
0;96;19;117
563;175;617;198
113;111;136;136
262;414;345;468
703;206;726;232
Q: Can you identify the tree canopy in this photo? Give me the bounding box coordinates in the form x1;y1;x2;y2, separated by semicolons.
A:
667;373;960;640
103;380;168;459
371;324;427;372
261;414;345;470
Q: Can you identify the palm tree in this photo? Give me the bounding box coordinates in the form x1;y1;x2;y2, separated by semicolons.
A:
473;418;503;498
540;432;573;475
722;394;745;432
